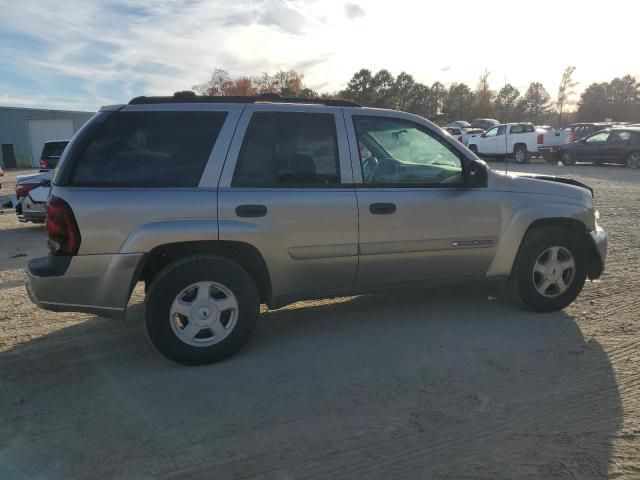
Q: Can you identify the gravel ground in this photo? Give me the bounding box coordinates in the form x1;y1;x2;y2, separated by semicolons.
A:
0;163;638;479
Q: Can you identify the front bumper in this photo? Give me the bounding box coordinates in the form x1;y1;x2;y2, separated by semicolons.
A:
25;253;144;319
587;223;607;279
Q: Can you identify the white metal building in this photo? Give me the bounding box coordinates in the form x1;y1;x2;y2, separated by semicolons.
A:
0;106;94;169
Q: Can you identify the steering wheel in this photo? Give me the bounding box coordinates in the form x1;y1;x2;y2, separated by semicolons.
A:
361;155;379;181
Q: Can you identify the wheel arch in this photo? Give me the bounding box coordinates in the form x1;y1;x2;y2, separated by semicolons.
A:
131;240;273;304
486;207;594;279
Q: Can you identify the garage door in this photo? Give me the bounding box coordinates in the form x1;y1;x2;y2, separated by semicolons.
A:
27;119;75;167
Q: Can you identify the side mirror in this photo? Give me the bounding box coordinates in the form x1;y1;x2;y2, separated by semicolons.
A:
464;158;488;187
40;179;51;187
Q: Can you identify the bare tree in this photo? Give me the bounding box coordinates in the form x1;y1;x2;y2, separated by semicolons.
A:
557;66;578;126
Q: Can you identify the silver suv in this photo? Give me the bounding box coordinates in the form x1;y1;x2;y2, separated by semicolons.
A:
26;92;607;365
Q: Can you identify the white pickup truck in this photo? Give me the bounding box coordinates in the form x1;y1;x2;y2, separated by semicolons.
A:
466;122;541;163
536;126;572;163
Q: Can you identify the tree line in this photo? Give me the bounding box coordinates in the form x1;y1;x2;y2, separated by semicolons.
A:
193;67;640;126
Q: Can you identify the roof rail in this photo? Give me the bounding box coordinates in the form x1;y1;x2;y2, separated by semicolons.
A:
128;91;361;107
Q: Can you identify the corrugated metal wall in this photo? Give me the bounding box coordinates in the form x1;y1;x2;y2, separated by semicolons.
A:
0;106;95;168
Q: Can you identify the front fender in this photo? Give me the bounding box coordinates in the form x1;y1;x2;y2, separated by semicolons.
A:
486;201;594;277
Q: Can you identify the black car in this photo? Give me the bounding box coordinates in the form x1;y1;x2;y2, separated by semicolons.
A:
39;140;69;170
470;118;500;130
559;127;640;168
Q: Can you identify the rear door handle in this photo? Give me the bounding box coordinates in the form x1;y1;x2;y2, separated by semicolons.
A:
235;205;267;218
369;203;396;215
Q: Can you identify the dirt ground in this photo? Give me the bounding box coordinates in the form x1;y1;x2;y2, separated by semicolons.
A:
0;163;638;479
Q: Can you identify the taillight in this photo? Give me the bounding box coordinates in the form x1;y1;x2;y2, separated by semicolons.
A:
16;183;39;198
39;158;48;169
537;133;544;144
45;196;81;255
569;131;575;143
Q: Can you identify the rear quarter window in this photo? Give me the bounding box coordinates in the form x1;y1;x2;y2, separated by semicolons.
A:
70;111;227;187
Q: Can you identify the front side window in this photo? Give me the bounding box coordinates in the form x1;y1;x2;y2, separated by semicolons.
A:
496;126;506;136
484;127;499;138
233;112;339;187
353;116;463;185
587;132;610;143
71;111;227;187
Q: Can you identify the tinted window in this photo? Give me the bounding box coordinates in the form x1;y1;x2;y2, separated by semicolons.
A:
497;126;506;136
233;112;339;187
510;125;523;134
71;111;227;187
42;141;68;157
353;116;463;185
522;124;535;133
610;131;631;142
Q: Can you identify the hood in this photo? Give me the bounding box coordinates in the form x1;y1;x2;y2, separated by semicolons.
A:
491;170;594;201
511;173;593;196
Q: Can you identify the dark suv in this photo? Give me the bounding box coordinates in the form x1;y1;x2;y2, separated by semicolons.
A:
39;140;69;170
559;127;640;167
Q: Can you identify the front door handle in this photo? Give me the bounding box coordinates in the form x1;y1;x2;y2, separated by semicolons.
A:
369;203;396;215
235;205;267;218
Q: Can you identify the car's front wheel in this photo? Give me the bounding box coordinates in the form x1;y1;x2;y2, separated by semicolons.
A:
512;227;587;312
560;151;575;166
145;255;260;365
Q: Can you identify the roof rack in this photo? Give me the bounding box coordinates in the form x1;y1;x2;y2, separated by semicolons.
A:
129;91;361;107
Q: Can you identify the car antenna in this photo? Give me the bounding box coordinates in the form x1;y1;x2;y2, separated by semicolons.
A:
504;76;509;175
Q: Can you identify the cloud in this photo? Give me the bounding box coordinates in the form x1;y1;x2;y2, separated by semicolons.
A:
344;2;365;20
441;66;451;72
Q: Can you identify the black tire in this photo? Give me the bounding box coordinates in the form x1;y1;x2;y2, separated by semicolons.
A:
625;151;640;169
145;255;260;365
514;145;529;164
543;153;557;164
511;226;587;312
560;151;575;166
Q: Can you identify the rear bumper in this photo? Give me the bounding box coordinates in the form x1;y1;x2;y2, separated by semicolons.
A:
587;224;607;279
25;253;144;319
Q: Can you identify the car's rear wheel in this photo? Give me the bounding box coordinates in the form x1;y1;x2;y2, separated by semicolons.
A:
625;151;640;169
511;226;587;312
145;255;259;365
560;151;575;166
514;145;529;164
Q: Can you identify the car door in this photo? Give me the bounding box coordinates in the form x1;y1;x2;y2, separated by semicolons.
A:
343;110;501;286
477;126;499;155
580;131;611;161
494;125;508;154
218;104;358;299
606;130;632;161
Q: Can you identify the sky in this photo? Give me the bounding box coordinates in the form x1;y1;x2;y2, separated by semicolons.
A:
0;0;638;112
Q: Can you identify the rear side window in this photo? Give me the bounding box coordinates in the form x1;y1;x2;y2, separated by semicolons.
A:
522;124;535;133
510;125;523;134
232;112;339;187
71;111;227;187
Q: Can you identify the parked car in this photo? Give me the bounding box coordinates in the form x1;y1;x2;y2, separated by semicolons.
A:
471;118;500;130
558;127;640;167
445;126;484;145
447;120;471;129
466;122;539;163
536;126;572;163
39;140;69;171
26;92;606;365
562;123;613;143
15;170;52;223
